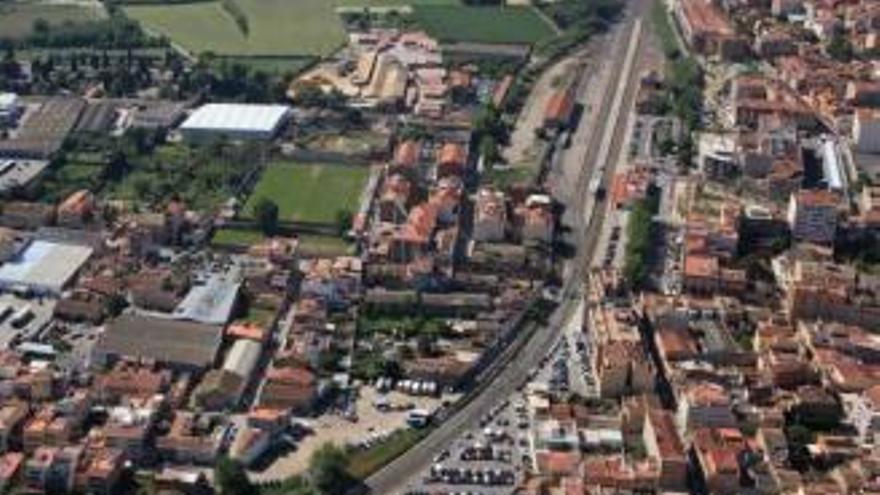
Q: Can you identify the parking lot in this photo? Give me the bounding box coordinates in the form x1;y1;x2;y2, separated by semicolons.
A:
403;396;531;495
0;294;55;350
254;386;448;482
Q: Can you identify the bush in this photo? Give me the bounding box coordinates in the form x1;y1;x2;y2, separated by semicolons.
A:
623;195;658;289
221;0;249;37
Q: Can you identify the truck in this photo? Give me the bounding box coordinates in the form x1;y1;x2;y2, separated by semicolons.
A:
407;409;431;428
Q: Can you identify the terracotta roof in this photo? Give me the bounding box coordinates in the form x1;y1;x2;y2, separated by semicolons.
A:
684;254;719;278
437;142;466;167
648;410;685;461
680;0;735;36
796;189;839;208
393;140;421;168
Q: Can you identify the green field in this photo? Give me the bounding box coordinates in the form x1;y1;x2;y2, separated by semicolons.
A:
211;56;316;75
412;5;556;44
346;429;429;479
334;0;458;5
245;162;370;224
212;228;265;246
0;2;106;40
124;0;346;56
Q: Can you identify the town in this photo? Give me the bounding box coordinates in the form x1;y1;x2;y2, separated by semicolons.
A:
0;0;878;494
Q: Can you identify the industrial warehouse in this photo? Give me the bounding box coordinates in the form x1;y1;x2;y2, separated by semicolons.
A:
177;103;291;142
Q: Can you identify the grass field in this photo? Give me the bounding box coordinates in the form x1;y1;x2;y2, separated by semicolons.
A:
124;0;346;56
412;5;556;44
0;2;106;40
245;162;370;224
212;228;265;246
347;428;428;480
334;0;458;5
211;56;316;75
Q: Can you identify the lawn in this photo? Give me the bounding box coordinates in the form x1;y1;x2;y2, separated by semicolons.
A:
124;0;346;56
211;56;317;76
211;228;265;246
335;0;459;5
346;428;429;480
244;162;370;224
298;234;352;257
0;2;106;40
412;5;556;44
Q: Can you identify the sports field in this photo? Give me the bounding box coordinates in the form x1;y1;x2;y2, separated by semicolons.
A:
124;0;346;56
0;2;107;40
245;162;370;224
412;5;556;44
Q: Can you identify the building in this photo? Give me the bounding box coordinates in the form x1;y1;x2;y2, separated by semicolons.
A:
56;190;96;229
94;315;223;372
178;103;290;142
643;410;688;491
589;306;655;398
674;0;748;60
543;84;576;130
473;188;507;242
0;240;93;295
172;272;241;325
676;383;737;434
787;190;839;244
776;259;880;330
0;93;21;127
854;108;880;154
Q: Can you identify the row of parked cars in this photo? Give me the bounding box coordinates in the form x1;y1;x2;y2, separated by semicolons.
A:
376;376;439;396
427;465;516;486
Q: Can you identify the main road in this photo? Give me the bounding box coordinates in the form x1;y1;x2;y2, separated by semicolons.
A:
365;1;651;492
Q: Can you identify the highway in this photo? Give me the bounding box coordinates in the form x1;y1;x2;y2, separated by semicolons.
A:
365;1;650;492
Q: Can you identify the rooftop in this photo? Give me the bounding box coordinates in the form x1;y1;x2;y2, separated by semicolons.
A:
180;103;290;133
0;240;93;294
96;314;222;369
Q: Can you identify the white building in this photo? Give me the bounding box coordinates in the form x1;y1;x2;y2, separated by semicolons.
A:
0;93;21;127
852;386;880;445
178;103;290;142
854;108;880;154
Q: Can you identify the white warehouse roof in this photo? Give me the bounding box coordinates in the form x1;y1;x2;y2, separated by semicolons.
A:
180;103;290;134
0;240;93;295
222;339;262;379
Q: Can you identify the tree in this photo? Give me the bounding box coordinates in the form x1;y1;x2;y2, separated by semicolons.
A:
308;443;356;495
827;32;854;62
254;197;280;236
335;209;353;236
214;457;254;495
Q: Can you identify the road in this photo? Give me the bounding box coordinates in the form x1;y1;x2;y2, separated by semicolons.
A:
365;2;651;492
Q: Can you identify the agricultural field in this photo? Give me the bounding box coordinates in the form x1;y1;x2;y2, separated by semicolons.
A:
124;0;346;56
412;5;556;44
0;1;107;40
244;162;370;224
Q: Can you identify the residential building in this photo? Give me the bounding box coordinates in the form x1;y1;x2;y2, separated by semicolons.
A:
787;190;839;244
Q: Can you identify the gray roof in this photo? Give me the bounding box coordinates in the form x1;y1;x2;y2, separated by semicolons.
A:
179;103;289;133
173;273;241;325
0;240;93;293
96;314;222;369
